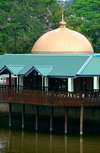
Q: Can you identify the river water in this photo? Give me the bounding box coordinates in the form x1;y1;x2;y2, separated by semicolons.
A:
0;127;100;153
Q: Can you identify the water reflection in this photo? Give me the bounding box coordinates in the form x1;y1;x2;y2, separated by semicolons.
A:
22;131;24;153
9;130;12;151
65;135;67;153
0;128;100;153
35;132;38;153
50;134;52;153
80;137;83;153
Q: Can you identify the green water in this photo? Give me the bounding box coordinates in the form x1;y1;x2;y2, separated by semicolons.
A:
0;128;100;153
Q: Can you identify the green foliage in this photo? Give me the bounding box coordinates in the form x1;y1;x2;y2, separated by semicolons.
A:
0;0;99;54
0;0;60;54
72;0;100;52
40;0;57;5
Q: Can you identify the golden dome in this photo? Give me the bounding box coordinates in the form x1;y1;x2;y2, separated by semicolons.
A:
32;20;94;54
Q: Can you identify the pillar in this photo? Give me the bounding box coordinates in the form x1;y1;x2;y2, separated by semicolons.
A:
9;103;12;128
9;72;11;89
50;106;53;132
68;78;74;92
22;104;25;129
80;105;84;135
93;77;99;90
44;77;49;91
17;75;19;90
35;106;39;131
19;76;23;89
65;107;68;134
42;76;44;90
36;72;38;90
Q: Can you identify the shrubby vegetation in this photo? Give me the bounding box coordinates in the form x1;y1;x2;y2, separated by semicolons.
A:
0;0;99;54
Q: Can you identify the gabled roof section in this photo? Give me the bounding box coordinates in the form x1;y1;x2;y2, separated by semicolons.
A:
24;65;54;76
0;65;25;75
79;56;100;76
34;65;54;76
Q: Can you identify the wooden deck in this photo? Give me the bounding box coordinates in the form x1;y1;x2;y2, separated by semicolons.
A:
0;89;100;107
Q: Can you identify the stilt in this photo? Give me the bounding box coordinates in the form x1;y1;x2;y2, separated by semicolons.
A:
22;104;25;129
50;106;53;132
65;107;68;134
36;105;39;131
80;105;84;135
9;103;12;128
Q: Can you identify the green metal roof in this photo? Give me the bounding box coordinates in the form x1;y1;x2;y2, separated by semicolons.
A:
79;56;100;76
0;65;25;75
34;65;54;76
0;54;99;77
48;56;90;77
6;65;25;75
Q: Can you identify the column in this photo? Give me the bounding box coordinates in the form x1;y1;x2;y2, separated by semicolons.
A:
80;105;84;135
65;107;68;134
44;77;49;91
22;104;25;129
42;76;44;90
35;106;39;131
50;106;53;132
19;76;23;89
93;77;99;91
68;78;74;92
9;72;11;89
9;103;12;128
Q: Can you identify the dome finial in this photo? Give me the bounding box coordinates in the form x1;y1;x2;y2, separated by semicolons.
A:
59;2;66;28
60;2;65;21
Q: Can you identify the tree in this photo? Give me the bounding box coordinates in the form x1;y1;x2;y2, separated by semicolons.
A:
0;0;60;54
1;0;99;54
71;0;100;52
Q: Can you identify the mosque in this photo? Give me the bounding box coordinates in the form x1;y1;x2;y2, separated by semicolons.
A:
0;19;99;93
0;10;100;135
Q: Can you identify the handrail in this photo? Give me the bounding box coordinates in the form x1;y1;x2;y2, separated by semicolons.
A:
0;89;100;107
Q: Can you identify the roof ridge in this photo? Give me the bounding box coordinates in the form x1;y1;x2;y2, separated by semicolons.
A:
34;65;54;67
76;55;93;75
6;65;25;67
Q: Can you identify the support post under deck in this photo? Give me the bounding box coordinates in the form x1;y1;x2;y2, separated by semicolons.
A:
35;106;39;131
80;105;84;135
22;104;25;129
50;106;53;132
9;103;12;128
65;107;68;134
